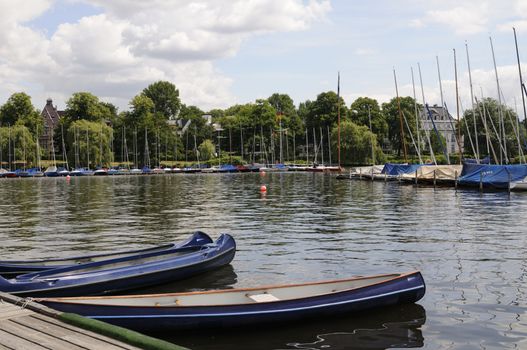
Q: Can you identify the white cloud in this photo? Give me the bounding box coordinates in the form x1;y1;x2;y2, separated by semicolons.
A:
426;3;490;35
0;0;330;111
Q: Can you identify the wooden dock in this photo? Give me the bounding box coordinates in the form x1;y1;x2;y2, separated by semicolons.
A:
0;292;187;350
0;298;141;349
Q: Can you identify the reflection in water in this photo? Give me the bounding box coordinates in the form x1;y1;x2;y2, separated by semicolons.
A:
163;304;425;350
132;265;238;295
1;174;527;349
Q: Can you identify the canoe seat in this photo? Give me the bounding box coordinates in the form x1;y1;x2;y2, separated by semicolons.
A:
247;293;280;303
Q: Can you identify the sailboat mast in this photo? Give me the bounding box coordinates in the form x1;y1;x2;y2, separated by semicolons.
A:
436;55;451;164
393;68;408;162
319;127;324;165
240;122;244;162
86;129;89;169
490;36;508;164
337;72;341;170
278;113;283;164
418;63;437;164
327;126;332;166
312;127;317;164
305;128;309;164
465;42;480;163
62;124;68;170
453;49;463;163
513;27;527;137
411;67;423;163
368;106;375;165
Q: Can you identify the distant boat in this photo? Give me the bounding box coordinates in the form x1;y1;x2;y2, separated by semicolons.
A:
458;163;527;190
94;167;109;176
0;233;235;297
236;165;251;172
28;167;44;177
44;166;59;177
58;167;70;176
141;166;152;175
70;168;94;176
218;164;238;173
37;271;425;331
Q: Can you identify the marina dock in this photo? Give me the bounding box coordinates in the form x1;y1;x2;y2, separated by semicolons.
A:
0;292;186;350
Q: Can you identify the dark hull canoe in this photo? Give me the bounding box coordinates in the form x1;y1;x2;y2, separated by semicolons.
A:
39;271;425;331
0;232;213;277
0;234;236;297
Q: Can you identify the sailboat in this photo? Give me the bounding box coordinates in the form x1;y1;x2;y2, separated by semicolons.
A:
94;124;108;176
28;126;44;177
130;128;142;175
142;127;152;174
44;126;60;177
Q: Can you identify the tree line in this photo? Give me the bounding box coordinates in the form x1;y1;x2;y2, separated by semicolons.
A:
0;80;524;168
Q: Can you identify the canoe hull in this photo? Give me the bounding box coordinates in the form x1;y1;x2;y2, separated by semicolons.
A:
41;271;425;330
0;234;235;297
0;231;212;277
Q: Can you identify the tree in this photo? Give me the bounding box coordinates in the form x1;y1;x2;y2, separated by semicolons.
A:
302;91;348;129
64;92;115;122
66;120;113;168
429;129;447;156
382;96;420;157
0;93;43;134
198;139;215;161
349;97;388;145
335;120;385;165
142;81;181;120
461;97;524;163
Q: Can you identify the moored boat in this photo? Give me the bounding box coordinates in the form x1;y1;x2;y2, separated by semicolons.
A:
0;233;236;297
0;231;212;277
38;271;424;330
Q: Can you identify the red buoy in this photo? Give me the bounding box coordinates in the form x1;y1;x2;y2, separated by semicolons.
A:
260;185;267;192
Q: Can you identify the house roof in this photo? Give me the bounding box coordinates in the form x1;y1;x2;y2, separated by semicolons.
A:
41;98;62;127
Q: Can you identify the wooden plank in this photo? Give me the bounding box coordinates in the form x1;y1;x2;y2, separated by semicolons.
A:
0;320;82;350
0;328;49;350
0;305;34;320
15;314;135;350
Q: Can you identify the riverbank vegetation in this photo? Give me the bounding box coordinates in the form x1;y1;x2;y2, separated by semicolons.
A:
0;81;524;168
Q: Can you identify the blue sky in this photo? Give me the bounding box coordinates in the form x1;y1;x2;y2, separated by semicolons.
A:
1;0;527;116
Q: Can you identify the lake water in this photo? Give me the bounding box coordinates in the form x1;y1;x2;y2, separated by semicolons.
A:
0;173;526;349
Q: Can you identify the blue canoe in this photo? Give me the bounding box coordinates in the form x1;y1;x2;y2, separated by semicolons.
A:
0;233;236;297
38;271;425;331
0;232;212;277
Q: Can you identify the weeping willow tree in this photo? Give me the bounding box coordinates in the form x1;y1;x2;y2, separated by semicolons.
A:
0;125;38;168
66;120;113;168
333;120;385;165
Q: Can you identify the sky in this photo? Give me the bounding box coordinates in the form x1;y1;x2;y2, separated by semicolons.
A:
1;0;527;117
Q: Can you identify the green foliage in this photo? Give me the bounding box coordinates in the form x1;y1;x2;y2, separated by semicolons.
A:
267;93;302;135
302;91;348;129
0;93;43;134
381;96;420;158
0;125;38;167
336;120;385;165
64;92;116;123
429;129;447;156
198;139;215;161
142;81;181;120
461;97;524;162
67;120;113;168
350;97;388;145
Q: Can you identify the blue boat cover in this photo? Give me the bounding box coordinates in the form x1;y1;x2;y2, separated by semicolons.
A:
459;163;527;188
463;156;491;164
381;163;423;176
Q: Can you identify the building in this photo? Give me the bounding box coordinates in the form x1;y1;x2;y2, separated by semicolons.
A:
419;105;464;155
40;98;64;154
